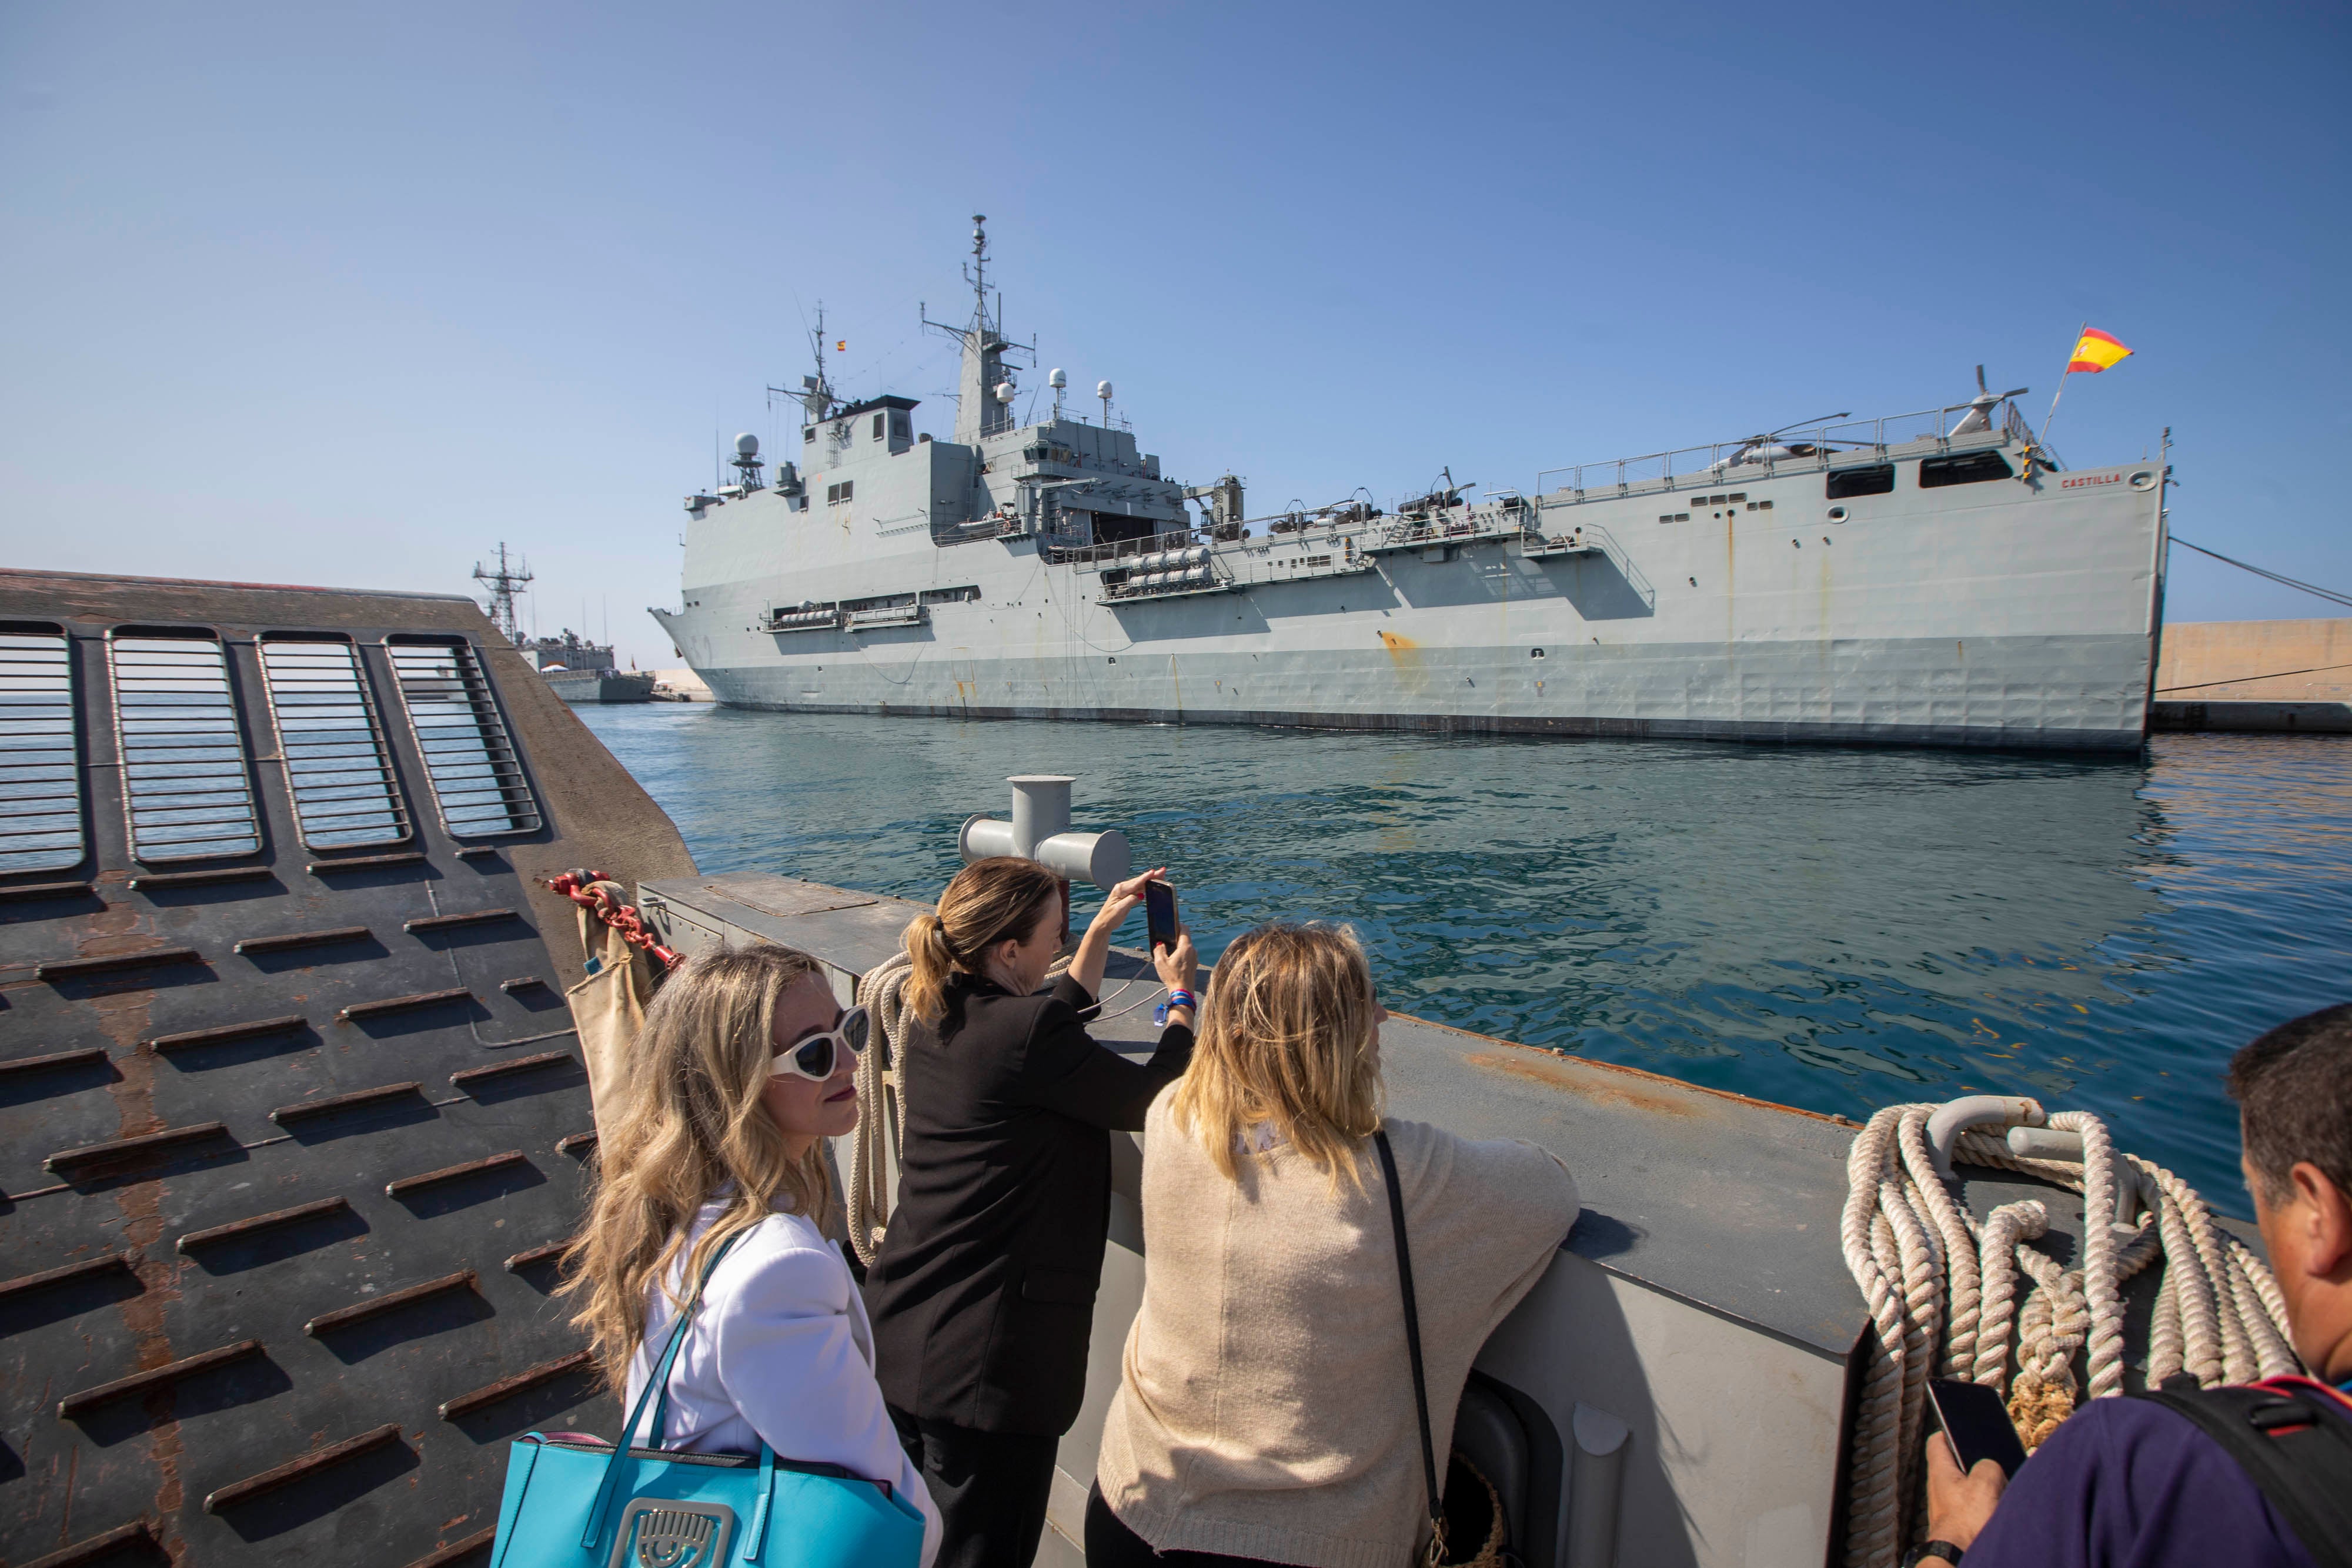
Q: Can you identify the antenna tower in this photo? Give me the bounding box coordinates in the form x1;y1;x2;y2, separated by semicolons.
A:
921;215;1034;441
967;215;993;335
472;543;533;647
770;302;840;427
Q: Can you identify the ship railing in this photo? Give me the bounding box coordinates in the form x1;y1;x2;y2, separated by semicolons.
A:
2004;401;2064;469
1249;503;1381;541
1368;500;1521;553
1533;399;2024;501
1050;526;1204;567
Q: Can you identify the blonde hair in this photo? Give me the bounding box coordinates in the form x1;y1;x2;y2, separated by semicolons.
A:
903;857;1064;1025
1171;921;1384;1186
560;943;835;1393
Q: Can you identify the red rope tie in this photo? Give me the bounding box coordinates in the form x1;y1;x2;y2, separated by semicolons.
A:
544;870;681;969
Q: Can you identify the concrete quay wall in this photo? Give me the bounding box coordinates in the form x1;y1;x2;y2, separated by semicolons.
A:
2156;618;2351;701
2152;618;2351;734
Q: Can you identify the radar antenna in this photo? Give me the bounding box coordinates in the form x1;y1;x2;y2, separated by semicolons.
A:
967;212;993;336
472;543;533;647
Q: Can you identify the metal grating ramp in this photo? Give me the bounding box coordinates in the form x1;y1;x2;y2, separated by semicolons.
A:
0;571;696;1568
385;639;542;840
256;637;413;851
106;630;266;865
0;624;84;877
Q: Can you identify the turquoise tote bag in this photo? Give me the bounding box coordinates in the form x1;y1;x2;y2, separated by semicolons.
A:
488;1231;926;1568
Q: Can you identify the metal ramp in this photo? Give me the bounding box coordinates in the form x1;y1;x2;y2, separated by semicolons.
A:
0;570;694;1567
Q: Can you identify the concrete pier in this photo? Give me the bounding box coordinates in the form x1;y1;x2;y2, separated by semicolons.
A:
2152;618;2351;733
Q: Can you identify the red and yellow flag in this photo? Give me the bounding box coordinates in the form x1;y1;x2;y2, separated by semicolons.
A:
2067;328;2132;373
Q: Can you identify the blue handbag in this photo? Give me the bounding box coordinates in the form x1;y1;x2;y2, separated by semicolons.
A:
489;1231;927;1568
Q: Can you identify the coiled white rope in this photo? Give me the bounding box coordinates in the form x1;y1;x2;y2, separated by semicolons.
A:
845;951;921;1269
844;948;1108;1267
1840;1101;2296;1568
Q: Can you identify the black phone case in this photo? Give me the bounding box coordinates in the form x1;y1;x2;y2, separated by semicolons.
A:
1145;885;1179;950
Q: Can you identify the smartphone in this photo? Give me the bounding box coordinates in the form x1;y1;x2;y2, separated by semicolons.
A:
1928;1378;2029;1479
1143;880;1180;954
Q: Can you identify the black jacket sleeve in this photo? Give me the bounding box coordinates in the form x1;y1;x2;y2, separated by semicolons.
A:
1021;972;1194;1131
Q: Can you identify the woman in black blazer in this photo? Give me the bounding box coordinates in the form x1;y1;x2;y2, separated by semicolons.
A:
864;855;1196;1568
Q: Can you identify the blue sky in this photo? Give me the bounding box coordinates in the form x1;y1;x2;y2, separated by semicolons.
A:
4;2;2345;667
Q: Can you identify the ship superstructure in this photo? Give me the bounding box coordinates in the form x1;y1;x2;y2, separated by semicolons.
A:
654;220;2168;751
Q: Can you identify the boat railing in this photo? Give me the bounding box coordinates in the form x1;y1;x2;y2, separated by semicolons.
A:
1533;399;2022;499
1050;526;1204;567
2004;400;2064;469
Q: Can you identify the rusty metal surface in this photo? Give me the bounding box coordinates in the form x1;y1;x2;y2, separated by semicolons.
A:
0;571;694;1566
641;873;1874;1359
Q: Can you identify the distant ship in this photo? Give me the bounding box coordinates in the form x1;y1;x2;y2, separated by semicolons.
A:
652;218;2167;751
473;546;653;704
527;632;653;706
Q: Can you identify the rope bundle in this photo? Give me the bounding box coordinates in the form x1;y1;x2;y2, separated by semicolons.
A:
845;952;921;1268
843;948;1078;1268
1840;1102;2296;1568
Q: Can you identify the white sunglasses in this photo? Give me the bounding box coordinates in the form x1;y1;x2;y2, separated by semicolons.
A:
770;1005;870;1082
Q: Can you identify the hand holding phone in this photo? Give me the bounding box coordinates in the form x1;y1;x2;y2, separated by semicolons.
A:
1144;880;1180;954
1927;1378;2029;1480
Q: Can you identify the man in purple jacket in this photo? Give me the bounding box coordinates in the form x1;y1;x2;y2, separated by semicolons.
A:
1912;1002;2352;1568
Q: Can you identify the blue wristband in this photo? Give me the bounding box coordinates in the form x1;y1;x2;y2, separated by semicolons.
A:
1165;989;1197;1012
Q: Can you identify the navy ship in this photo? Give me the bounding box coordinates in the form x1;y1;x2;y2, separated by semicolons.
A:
653;218;2169;751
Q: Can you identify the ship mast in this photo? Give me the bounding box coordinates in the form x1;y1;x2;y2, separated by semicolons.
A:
922;214;1027;443
472;543;533;647
772;303;840;428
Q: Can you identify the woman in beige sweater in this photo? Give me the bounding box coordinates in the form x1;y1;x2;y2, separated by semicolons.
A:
1091;923;1580;1568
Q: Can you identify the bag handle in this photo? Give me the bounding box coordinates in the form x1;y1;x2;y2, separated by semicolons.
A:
580;1226;750;1553
1374;1128;1448;1567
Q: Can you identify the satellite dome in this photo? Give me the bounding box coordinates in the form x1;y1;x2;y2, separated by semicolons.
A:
733;432;759;458
1048;368;1067;389
994;382;1018;404
1096;380;1113;400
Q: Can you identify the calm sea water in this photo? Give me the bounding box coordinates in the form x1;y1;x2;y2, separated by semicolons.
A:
574;705;2352;1209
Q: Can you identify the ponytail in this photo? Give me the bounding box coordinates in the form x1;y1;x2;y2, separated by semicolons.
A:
902;911;960;1027
900;857;1064;1025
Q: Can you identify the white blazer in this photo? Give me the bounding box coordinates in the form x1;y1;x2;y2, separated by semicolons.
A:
623;1199;940;1567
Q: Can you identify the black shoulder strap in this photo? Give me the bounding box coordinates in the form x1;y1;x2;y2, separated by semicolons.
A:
2134;1381;2352;1568
1374;1128;1445;1564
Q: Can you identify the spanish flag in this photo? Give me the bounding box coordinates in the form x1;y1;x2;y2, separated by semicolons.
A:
836;340;846;352
2067;328;2132;374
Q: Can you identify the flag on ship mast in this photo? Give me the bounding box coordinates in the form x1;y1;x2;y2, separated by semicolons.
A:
2040;323;2133;447
2066;328;2132;373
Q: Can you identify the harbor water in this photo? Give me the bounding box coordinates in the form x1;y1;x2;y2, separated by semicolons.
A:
576;706;2352;1209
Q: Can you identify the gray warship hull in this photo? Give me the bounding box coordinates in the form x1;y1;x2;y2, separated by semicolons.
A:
655;223;2166;753
656;433;2166;751
546;668;656;704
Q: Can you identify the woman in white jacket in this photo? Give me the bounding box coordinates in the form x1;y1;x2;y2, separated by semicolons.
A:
563;943;940;1567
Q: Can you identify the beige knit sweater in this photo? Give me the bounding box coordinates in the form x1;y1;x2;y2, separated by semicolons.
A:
1095;1091;1580;1568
